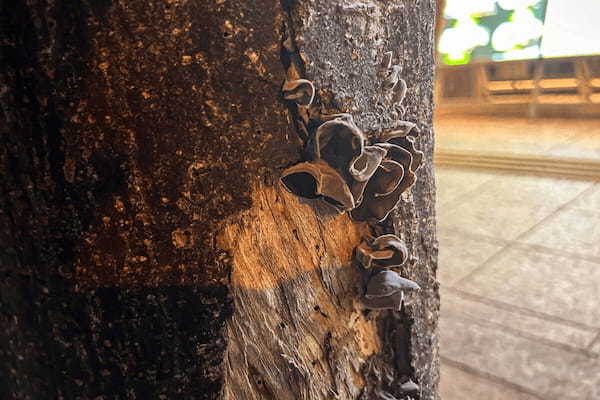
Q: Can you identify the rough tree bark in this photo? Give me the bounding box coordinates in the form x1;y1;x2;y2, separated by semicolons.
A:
0;1;438;399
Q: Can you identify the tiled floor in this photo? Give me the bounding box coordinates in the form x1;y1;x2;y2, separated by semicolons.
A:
435;116;600;162
436;166;600;400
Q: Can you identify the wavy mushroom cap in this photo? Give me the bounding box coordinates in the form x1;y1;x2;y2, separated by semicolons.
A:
371;159;404;197
349;145;388;182
399;379;420;393
365;270;420;298
355;234;408;269
350;162;410;222
280;160;355;211
371;234;409;267
379;121;416;142
350;142;419;222
389;136;423;173
348;145;388;205
282;79;315;108
356;241;395;269
312;118;365;173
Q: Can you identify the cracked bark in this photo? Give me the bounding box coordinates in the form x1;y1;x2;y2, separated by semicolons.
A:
1;1;438;399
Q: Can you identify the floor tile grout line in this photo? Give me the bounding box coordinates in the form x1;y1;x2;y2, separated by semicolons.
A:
451;182;600;286
436;172;502;213
442;304;598;358
441;286;599;332
440;356;552;400
438;226;510;246
451;240;514;288
442;226;600;266
509;182;599;243
584;330;600;352
444;287;600;333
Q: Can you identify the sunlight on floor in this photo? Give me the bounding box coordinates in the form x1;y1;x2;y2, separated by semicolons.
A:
435;118;600;400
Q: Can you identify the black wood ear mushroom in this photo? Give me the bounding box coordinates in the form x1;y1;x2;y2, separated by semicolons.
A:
354;234;419;312
279;47;424;400
279;53;422;222
361;270;420;311
281;160;355;212
350;140;422;222
356;234;409;269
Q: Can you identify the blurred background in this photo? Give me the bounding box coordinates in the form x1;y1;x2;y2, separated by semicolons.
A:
433;1;600;399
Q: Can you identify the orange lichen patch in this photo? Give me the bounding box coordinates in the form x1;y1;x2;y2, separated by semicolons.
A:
218;183;364;290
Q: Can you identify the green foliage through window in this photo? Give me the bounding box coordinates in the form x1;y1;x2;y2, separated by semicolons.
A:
439;0;547;65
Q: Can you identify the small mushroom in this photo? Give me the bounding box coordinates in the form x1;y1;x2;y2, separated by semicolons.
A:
348;145;388;204
282;79;315;107
350;143;419;222
383;65;402;91
389;136;423;173
281;160;355;212
356;242;395;269
371;160;404;197
379;121;416;142
349;146;388;182
377;143;418;192
399;379;419;393
350;160;410;222
365;270;420;298
311;116;365;175
361;270;420;311
369;234;409;268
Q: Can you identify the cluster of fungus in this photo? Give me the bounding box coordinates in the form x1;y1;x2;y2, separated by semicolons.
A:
281;50;423;400
280;51;423;398
281;52;423;310
280;63;423;222
356;234;421;397
355;234;420;311
279;52;422;312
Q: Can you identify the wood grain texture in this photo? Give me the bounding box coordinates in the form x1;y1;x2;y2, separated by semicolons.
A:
220;184;377;399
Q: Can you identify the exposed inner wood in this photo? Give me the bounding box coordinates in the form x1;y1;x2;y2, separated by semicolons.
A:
219;183;381;399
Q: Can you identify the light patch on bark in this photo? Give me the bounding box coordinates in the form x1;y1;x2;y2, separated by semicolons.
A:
219;183;382;399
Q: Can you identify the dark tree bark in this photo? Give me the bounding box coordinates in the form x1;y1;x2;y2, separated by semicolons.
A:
0;1;438;399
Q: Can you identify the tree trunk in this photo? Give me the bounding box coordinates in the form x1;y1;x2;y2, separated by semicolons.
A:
0;1;438;399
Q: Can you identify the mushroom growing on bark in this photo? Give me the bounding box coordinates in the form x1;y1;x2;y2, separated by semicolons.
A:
282;114;371;211
350;131;423;222
280;160;355;212
355;234;409;269
361;270;420;311
279;77;422;219
399;379;420;393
